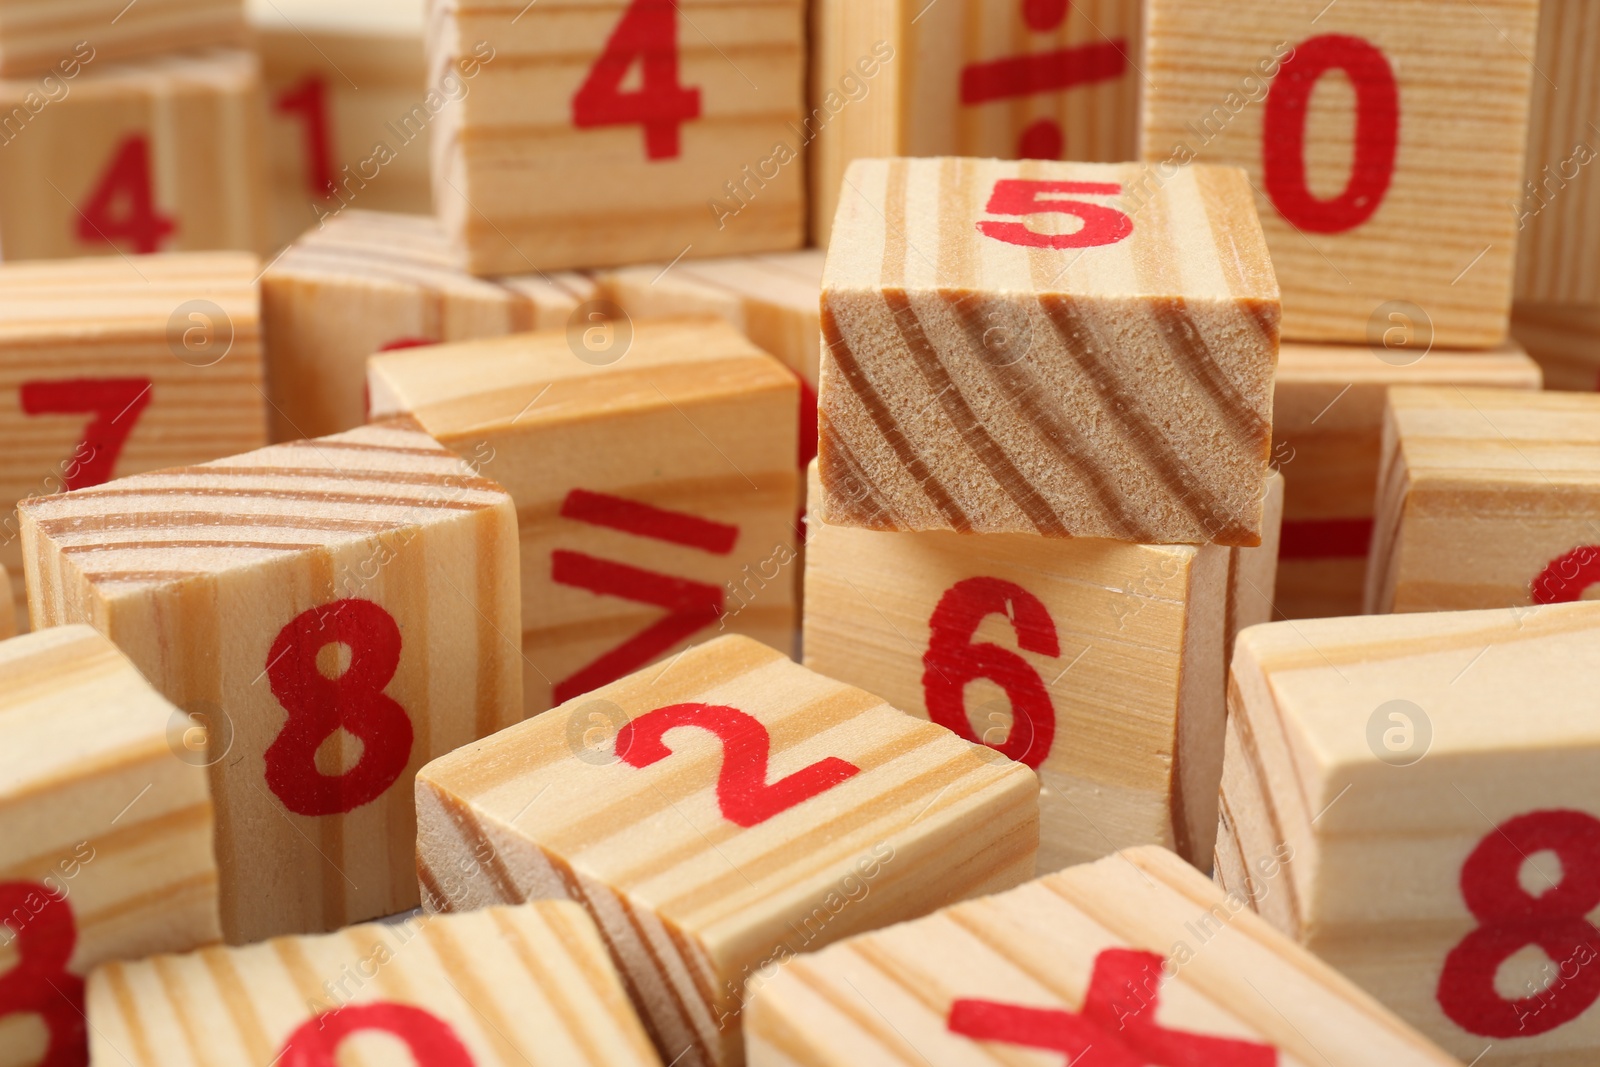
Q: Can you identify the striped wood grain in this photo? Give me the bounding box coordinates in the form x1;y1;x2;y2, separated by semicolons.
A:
0;0;245;77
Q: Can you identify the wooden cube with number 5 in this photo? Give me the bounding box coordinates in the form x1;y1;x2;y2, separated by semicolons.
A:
17;421;522;945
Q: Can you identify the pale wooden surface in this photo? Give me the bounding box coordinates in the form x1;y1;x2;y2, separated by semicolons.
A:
427;0;806;273
416;634;1040;1067
369;317;798;717
1218;603;1600;1064
810;0;1140;246
1228;468;1282;653
1367;385;1600;614
88;902;663;1067
1273;343;1541;619
262;210;596;441
18;422;522;944
1512;302;1600;393
0;252;266;634
0;0;245;77
1142;0;1538;346
746;846;1458;1067
819;157;1278;544
0;624;220;1067
803;460;1227;874
0;49;267;261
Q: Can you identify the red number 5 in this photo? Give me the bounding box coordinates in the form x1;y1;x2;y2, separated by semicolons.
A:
976;179;1133;250
279;1003;473;1066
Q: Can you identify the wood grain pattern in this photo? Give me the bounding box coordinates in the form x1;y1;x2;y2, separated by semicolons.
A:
0;624;221;1067
1366;385;1600;614
809;0;1139;246
1142;0;1538;346
416;633;1040;1067
0;0;244;77
1273;343;1541;619
88;902;662;1067
1218;602;1600;1064
819;157;1278;544
18;422;522;944
262;210;596;441
1228;469;1282;654
1512;302;1600;393
746;846;1457;1067
369;317;798;717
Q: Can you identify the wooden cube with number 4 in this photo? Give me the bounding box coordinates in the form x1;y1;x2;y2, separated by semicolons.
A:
17;421;522;945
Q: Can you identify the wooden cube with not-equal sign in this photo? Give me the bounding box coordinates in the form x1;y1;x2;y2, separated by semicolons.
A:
0;0;246;77
17;421;522;945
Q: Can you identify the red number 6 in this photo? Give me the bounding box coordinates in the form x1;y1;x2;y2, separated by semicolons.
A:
278;1002;474;1066
977;179;1133;250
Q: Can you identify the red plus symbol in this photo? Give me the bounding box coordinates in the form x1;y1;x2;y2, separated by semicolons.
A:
948;949;1278;1066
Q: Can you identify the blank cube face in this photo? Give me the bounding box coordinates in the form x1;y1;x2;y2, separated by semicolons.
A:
416;634;1040;1067
745;847;1457;1067
430;0;806;273
1143;0;1538;346
818;157;1278;544
369;318;799;717
1367;387;1600;614
1513;302;1600;393
18;423;522;944
0;626;220;1067
0;50;265;261
88;903;662;1067
1218;603;1600;1063
0;0;245;77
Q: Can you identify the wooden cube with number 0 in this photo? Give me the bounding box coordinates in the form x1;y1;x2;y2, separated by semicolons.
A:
416;633;1039;1067
818;157;1278;544
1218;602;1600;1064
1142;0;1538;345
17;421;522;945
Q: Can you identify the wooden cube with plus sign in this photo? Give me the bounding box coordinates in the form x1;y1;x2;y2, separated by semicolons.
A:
17;421;522;944
1142;0;1538;345
818;156;1278;544
744;846;1457;1067
415;633;1040;1067
0;0;245;77
368;316;799;717
0;624;222;1067
1218;602;1600;1064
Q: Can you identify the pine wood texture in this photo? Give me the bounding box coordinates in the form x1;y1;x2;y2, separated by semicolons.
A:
416;633;1040;1067
1227;469;1283;655
802;461;1228;874
0;251;266;637
426;0;806;274
810;0;1139;246
1217;602;1600;1064
818;157;1279;544
1367;386;1600;614
0;624;221;1067
0;562;14;639
0;49;266;261
746;846;1457;1067
1512;302;1600;393
0;0;245;78
1142;0;1538;346
87;902;663;1067
369;317;799;717
262;210;597;442
1273;343;1542;620
17;422;522;945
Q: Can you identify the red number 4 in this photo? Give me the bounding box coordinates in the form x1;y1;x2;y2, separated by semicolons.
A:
977;180;1133;250
572;0;701;160
77;136;176;254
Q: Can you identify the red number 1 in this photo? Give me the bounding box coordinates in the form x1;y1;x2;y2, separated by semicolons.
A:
278;1003;473;1066
977;179;1132;250
20;377;153;491
572;0;702;160
275;76;336;198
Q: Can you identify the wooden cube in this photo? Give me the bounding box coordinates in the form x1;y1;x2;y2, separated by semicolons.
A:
1142;0;1538;346
745;846;1457;1067
369;317;798;717
262;210;597;441
0;252;266;635
428;0;806;274
1512;302;1600;393
17;421;522;944
1228;468;1283;655
818;156;1278;544
0;49;266;261
417;633;1039;1067
0;624;221;1067
0;562;15;639
0;0;245;78
88;903;662;1067
810;0;1140;245
1218;602;1600;1064
1274;343;1542;619
1367;386;1600;614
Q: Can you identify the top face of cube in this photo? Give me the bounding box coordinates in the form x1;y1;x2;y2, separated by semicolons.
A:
825;157;1278;305
1387;385;1600;486
0;252;259;342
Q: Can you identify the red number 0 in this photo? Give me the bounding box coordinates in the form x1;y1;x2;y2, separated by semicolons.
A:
615;704;860;827
76;136;177;254
20;377;153;491
278;1003;473;1066
0;883;86;1067
923;577;1058;769
1437;810;1600;1037
572;0;702;160
265;600;413;817
976;180;1133;250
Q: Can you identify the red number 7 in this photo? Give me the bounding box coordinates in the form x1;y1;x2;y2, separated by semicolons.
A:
977;180;1133;250
20;377;153;491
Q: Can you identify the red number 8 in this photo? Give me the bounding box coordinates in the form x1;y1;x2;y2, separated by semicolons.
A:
278;1002;474;1066
0;882;86;1067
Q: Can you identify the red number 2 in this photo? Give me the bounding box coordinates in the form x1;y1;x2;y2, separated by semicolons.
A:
976;179;1133;250
265;600;413;817
76;136;177;254
572;0;701;160
275;76;336;199
0;883;86;1067
21;377;153;492
616;704;860;827
279;1003;473;1067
